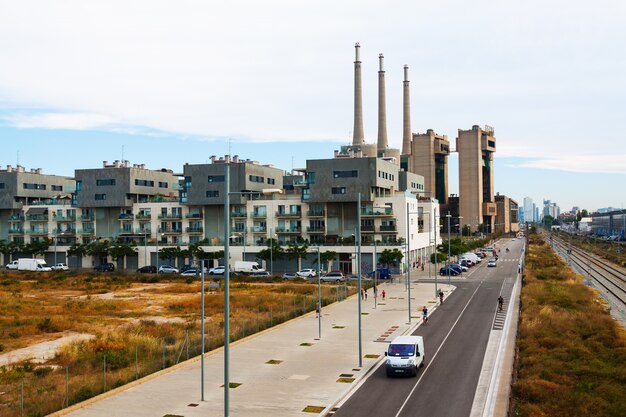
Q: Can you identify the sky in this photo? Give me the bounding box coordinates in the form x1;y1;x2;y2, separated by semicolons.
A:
0;0;625;212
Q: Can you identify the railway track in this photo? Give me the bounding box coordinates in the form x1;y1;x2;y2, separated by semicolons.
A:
550;236;626;308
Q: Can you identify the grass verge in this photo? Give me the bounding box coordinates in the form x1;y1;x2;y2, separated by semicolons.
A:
511;234;626;417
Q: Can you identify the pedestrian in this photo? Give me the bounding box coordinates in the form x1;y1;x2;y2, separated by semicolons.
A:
382;289;386;300
373;285;377;298
316;301;321;318
422;306;428;324
364;288;368;300
438;289;444;304
361;288;365;300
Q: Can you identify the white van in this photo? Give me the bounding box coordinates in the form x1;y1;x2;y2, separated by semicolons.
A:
462;252;481;263
385;335;425;377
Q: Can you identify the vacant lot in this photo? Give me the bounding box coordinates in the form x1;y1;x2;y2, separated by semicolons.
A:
511;235;626;417
0;271;351;417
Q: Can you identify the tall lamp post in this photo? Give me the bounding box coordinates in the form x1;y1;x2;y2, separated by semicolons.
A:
357;192;362;367
445;213;461;287
405;201;424;324
423;210;437;297
315;246;321;339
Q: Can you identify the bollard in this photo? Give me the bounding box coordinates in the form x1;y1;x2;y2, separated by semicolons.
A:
162;337;166;369
135;346;139;380
103;355;107;392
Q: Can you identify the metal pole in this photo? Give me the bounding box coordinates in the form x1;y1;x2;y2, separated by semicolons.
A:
162;337;165;369
135;346;138;380
65;366;69;407
54;231;57;267
406;202;411;324
447;214;451;284
357;192;363;368
103;355;107;392
144;235;147;267
429;211;436;296
270;228;273;276
156;233;159;273
317;247;321;339
201;260;205;401
21;379;24;417
224;163;231;417
373;240;377;309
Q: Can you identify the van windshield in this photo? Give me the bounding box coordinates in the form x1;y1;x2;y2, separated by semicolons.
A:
388;344;415;356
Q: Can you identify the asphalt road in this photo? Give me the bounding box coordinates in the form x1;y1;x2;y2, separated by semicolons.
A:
333;240;522;417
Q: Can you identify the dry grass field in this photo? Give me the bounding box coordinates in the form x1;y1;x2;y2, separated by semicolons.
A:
0;271;353;417
511;235;626;417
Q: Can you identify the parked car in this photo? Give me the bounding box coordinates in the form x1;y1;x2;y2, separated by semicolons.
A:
181;268;201;276
158;265;179;274
459;259;473;268
320;271;346;282
94;263;115;272
209;266;225;275
250;270;271;277
449;263;467;273
137;265;157;273
51;263;69;271
296;268;316;278
180;264;194;273
487;259;497;267
282;272;299;280
439;266;459;276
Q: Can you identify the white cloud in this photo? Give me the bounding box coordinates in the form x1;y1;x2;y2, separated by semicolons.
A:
511;155;626;175
0;1;625;167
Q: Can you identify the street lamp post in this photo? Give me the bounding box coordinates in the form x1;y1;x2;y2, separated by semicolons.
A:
357;192;362;367
315;246;321;339
423;211;437;297
200;259;206;401
156;233;159;272
406;203;412;324
223;164;231;417
373;239;377;309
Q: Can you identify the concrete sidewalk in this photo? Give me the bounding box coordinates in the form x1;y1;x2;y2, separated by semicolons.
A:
54;269;452;417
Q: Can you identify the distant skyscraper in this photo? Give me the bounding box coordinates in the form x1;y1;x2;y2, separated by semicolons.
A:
523;197;534;223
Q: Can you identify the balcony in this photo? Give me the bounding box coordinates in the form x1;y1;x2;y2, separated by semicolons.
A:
306;226;325;234
360;225;375;233
26;214;49;222
276;211;301;218
186;226;204;234
8;214;25;221
54;215;76;222
136;214;152;221
158;226;183;234
55;229;77;236
8;228;24;235
276;227;302;234
251;212;267;219
158;213;183;220
80;214;94;221
231;211;247;218
250;226;267;233
307;210;325;217
186;212;203;219
78;229;95;235
118;213;134;220
361;208;393;217
379;225;397;233
26;229;49;235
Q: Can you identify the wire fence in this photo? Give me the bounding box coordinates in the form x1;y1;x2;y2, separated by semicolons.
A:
0;285;353;417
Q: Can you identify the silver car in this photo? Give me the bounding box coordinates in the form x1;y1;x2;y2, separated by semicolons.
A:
158;265;179;273
320;271;346;283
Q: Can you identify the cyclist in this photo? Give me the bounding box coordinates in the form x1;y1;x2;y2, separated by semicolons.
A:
422;306;429;324
438;289;444;304
497;295;504;311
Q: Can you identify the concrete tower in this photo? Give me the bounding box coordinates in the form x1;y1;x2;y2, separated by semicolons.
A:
377;53;388;151
457;125;497;234
402;65;412;156
352;43;365;146
410;130;450;203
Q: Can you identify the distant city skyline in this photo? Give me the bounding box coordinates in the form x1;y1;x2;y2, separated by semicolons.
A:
1;1;624;212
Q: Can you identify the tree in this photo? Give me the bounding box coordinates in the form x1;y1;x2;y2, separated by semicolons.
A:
543;215;555;229
319;250;337;272
23;238;51;258
159;246;182;265
285;242;309;271
0;240;22;263
108;241;136;262
379;248;403;266
257;238;284;264
67;243;88;268
86;239;110;261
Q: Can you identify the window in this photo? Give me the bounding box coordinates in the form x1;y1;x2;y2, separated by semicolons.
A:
76;180;82;191
96;179;116;186
206;190;219;198
158;182;168;188
249;175;264;183
184;176;192;188
23;183;46;190
331;187;346;194
135;179;155;186
333;170;358;178
95;194;106;200
208;175;225;182
267;178;275;185
307;172;316;184
52;185;63;191
0;183;4;189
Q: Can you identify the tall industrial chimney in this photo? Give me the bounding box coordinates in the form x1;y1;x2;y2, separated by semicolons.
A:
352;43;365;145
377;53;388;151
402;64;412;155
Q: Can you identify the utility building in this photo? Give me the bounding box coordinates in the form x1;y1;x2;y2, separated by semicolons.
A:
457;125;497;234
